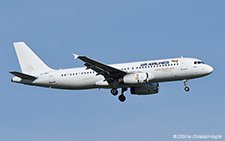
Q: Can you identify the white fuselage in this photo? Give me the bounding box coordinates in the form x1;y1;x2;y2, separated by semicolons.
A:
12;57;213;90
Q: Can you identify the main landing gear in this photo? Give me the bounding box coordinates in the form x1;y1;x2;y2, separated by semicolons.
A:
183;79;190;92
111;88;118;96
118;88;127;102
110;88;127;102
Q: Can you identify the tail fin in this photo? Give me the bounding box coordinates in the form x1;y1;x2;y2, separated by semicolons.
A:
13;42;52;74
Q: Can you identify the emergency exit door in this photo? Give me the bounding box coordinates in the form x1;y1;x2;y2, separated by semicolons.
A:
180;58;188;70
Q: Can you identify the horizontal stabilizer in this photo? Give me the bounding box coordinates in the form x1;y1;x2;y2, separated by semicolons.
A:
13;42;52;74
9;71;37;80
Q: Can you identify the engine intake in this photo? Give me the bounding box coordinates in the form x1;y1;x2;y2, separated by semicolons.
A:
130;83;159;95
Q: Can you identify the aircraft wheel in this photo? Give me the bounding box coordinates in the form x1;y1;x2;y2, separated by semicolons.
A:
118;94;126;102
184;86;190;92
111;88;118;96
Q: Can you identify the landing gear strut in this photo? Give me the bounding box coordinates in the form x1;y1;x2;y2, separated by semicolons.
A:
118;88;127;102
111;88;118;96
183;79;190;92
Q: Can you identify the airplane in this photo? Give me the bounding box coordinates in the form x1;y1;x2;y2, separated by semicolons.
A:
10;42;213;102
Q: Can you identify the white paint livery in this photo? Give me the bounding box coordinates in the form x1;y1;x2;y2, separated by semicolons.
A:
10;42;213;102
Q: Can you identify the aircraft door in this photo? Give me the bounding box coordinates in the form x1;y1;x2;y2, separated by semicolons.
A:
49;71;56;84
180;58;188;70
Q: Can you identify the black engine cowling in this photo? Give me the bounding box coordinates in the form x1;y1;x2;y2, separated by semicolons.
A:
130;83;159;95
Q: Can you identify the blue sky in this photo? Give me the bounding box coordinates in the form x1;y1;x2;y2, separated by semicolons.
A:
1;0;225;140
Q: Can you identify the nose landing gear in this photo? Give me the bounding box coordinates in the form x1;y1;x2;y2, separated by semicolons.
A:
183;79;190;92
184;86;190;92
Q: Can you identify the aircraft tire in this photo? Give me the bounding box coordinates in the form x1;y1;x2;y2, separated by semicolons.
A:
111;88;118;96
118;94;126;102
185;86;190;92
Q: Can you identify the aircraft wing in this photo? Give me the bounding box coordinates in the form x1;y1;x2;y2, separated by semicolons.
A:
74;54;127;82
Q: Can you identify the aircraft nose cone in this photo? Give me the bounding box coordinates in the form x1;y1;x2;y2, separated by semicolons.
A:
207;65;213;74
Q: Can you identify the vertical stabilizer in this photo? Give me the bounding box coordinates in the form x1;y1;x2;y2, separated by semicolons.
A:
13;42;52;74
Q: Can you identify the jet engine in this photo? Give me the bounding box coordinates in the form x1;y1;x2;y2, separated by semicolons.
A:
122;72;154;84
130;83;159;95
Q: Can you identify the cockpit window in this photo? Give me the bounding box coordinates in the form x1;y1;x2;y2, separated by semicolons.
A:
194;61;204;64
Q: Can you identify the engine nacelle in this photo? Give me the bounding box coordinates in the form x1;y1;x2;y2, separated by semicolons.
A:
130;83;159;95
122;73;154;84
